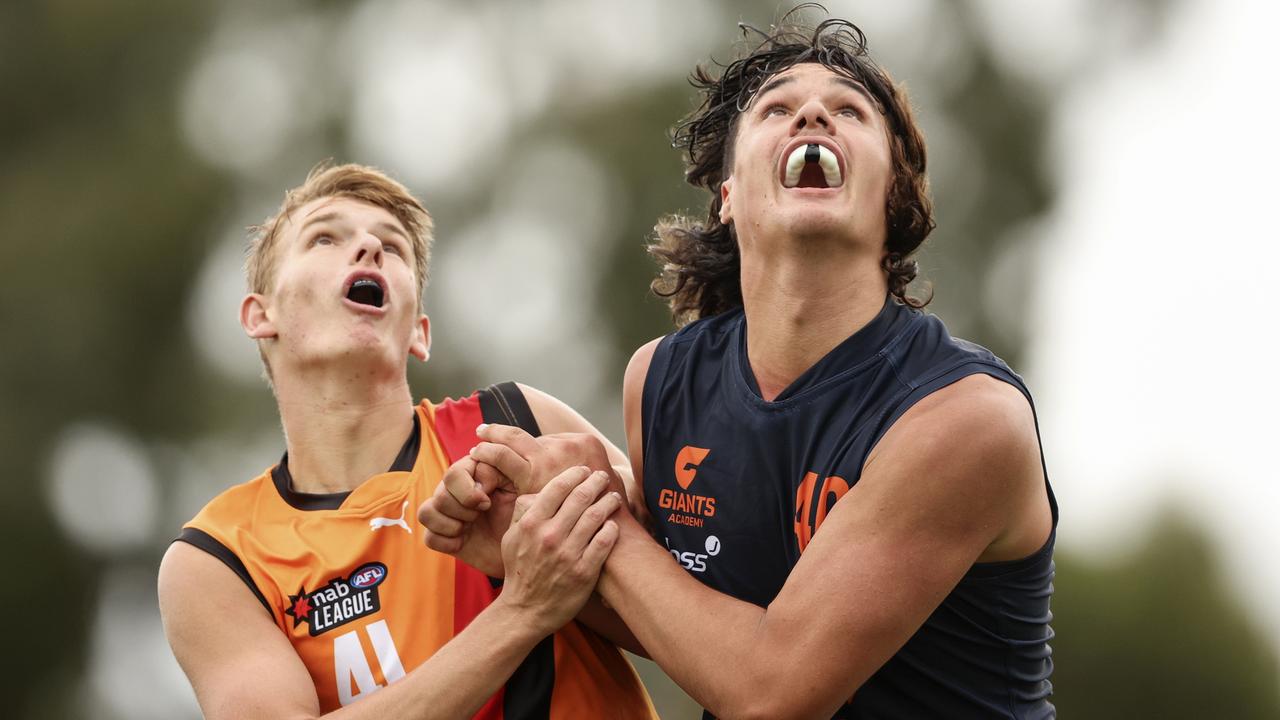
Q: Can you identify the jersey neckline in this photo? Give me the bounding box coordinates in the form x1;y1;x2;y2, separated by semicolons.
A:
270;411;421;511
734;294;912;406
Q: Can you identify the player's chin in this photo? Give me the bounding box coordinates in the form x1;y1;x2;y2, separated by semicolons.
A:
781;212;856;241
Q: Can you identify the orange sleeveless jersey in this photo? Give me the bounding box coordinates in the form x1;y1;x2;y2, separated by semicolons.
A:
179;383;656;719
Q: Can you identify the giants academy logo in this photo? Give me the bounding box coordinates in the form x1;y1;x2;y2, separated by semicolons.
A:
660;446;716;528
286;562;388;637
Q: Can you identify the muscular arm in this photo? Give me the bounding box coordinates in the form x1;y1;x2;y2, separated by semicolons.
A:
418;383;650;654
603;345;1051;719
161;468;621;720
516;383;650;656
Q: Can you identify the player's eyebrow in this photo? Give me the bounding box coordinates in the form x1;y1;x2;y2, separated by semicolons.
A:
299;210;342;235
298;212;407;242
373;221;408;242
752;73;878;111
754;74;795;103
830;76;876;107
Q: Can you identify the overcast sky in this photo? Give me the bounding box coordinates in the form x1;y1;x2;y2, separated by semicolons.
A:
1025;0;1280;651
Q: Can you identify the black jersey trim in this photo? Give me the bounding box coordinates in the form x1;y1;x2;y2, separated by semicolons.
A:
389;410;423;472
476;381;550;696
478;382;542;437
503;633;555;719
271;412;421;511
175;527;273;616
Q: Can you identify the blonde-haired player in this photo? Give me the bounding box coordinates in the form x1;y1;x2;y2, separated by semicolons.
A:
158;163;656;719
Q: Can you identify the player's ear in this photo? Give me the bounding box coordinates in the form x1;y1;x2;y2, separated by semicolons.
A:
719;177;735;225
409;314;430;362
240;294;276;340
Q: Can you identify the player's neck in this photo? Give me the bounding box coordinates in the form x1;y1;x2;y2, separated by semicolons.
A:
271;365;416;494
739;246;887;402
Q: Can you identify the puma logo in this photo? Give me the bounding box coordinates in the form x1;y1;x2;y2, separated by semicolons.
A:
370;500;412;534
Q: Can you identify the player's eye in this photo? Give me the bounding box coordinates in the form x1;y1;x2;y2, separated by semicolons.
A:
762;103;789;118
311;234;334;247
382;242;402;256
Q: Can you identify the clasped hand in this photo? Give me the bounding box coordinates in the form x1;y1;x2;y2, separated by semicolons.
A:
416;427;627;622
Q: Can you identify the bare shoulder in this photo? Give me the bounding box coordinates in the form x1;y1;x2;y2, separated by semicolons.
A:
514;383;608;440
157;540;276;660
873;373;1036;467
158;542;317;719
158;540;231;616
513;383;572;425
623;337;664;400
867;373;1047;561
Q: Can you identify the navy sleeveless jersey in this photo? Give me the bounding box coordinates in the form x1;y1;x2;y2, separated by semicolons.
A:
640;297;1057;719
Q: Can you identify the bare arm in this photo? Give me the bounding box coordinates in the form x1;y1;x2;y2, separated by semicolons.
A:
599;361;1050;719
417;381;655;655
516;382;650;656
162;467;622;720
620;339;661;519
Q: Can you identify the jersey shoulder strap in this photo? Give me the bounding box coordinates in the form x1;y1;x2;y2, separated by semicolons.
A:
430;382;542;465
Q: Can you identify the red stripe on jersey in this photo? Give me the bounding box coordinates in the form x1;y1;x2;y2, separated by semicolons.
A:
455;557;504;718
433;393;484;464
436;393;505;717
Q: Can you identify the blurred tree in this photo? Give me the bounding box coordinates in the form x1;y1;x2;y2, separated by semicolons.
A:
0;1;227;716
1052;506;1280;717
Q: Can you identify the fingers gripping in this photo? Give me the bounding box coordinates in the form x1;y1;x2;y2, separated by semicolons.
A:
470;442;533;492
474;461;513;495
562;484;622;557
476;423;542;457
443;456;491;511
520;466;594;525
517;469;619;558
510;494;537;526
579;519;620;575
497;466;623;634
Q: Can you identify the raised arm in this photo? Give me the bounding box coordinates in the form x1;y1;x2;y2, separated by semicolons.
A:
601;365;1051;719
418;379;658;655
419;381;649;569
517;382;648;523
161;467;621;720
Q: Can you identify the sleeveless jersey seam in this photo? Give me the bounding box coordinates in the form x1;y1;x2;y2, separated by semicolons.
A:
872;357;1019;447
641;334;677;493
868;359;1056;577
174;527;275;618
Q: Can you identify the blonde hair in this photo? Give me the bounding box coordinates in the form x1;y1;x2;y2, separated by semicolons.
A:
248;162;433;308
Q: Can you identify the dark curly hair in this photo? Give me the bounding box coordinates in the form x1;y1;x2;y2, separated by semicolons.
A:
650;9;935;325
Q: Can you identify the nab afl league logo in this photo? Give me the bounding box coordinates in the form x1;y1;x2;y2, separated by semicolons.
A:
285;562;388;637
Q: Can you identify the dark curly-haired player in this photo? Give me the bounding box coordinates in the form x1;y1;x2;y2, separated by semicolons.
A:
425;11;1057;719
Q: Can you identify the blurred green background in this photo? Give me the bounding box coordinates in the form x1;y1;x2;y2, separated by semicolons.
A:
3;0;1277;717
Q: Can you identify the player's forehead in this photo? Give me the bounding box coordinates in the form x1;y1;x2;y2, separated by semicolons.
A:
750;63;873;107
282;196;407;240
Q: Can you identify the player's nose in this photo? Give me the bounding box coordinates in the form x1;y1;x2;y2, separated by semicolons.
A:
352;232;383;267
791;98;833;134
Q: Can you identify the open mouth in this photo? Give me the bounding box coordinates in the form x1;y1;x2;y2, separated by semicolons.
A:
782;143;843;189
346;278;385;309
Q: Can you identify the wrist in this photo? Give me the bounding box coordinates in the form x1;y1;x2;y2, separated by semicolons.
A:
490;590;560;641
598;510;647;597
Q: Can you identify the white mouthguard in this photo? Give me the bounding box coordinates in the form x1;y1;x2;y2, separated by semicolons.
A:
783;143;842;188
